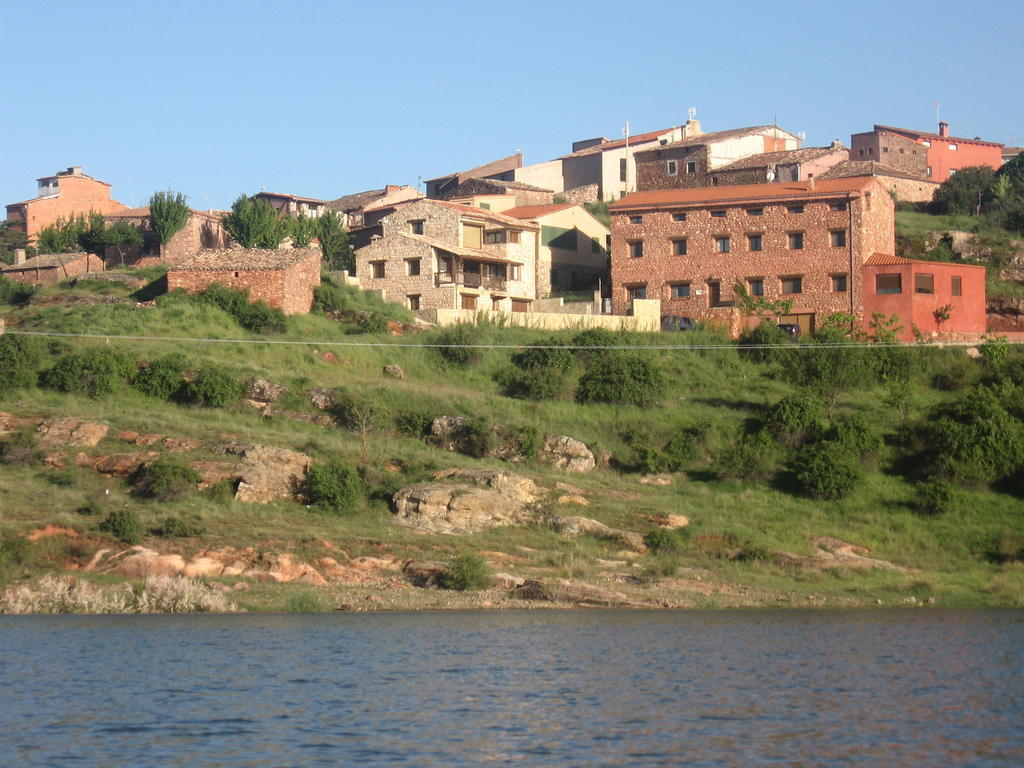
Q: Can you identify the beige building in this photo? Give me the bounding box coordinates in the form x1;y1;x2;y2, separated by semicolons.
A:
355;198;539;312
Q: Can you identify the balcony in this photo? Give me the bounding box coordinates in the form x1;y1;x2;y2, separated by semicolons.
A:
436;271;507;291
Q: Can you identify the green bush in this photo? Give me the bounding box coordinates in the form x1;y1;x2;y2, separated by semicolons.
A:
931;355;979;391
828;413;883;459
433;324;483;367
625;426;700;474
714;429;778;482
184;366;244;407
306;461;361;514
0;428;40;467
0;274;36;305
516;426;542;459
153;513;206;537
913;480;955;516
764;392;825;448
496;340;576;400
197;283;286;333
99;509;143;544
576;351;665;406
132;353;189;401
43;347;135;398
132;460;201;502
738;321;791;363
312;281;348;313
461;417;497;459
792;441;863;500
284;589;330;613
354;313;390;334
643;528;689;553
439;553;490;591
0;335;46;393
395;408;438;437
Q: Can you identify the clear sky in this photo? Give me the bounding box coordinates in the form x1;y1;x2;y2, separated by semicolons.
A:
4;0;1021;211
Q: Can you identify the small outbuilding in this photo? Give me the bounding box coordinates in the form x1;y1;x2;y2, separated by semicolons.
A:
167;248;321;315
1;251;104;286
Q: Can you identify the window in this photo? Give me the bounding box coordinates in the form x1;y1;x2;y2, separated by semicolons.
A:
686;161;697;174
747;234;763;252
511;264;522;281
883;146;889;153
672;212;687;221
407;294;420;310
830;202;847;211
915;273;935;294
788;232;804;249
672;238;687;256
629;240;643;258
627;284;647;300
485;230;506;244
629;215;643;224
781;276;803;294
463;224;483;249
670;283;691;298
949;144;958;151
746;208;764;216
748;278;764;296
787;205;804;214
409;220;424;235
952;276;962;296
511;299;530;313
591;237;601;253
479;202;491;210
371;261;385;279
461;294;477;310
711;210;726;218
927;166;933;177
922;140;931;148
830;230;847;247
508;229;520;244
715;236;730;253
832;274;848;292
405;258;421;276
667;160;678;175
876;274;902;294
620;158;627;182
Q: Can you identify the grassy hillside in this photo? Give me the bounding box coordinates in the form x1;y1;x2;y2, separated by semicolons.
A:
1;273;1022;611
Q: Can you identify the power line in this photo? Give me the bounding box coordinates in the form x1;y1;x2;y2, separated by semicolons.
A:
3;329;1015;352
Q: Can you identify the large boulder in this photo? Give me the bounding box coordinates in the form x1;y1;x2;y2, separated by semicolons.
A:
392;469;541;534
549;515;647;552
105;547;186;579
247;378;289;403
221;443;312;504
540;435;595;473
37;418;109;450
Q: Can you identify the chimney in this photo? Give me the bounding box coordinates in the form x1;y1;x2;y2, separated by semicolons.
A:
683;119;702;138
807;174;815;191
67;166;84;176
831;139;844;149
938;122;949;138
14;248;26;266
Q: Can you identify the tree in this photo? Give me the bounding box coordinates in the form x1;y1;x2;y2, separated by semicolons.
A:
149;191;190;249
289;214;315;248
35;215;88;254
102;221;143;265
779;327;877;417
930;166;996;215
315;210;352;271
733;281;793;321
0;221;29;265
223;194;288;249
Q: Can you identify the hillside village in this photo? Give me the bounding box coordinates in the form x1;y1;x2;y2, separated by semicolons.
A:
4;116;1023;340
1;115;1023;613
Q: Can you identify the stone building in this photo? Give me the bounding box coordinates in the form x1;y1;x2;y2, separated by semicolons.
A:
327;184;422;229
861;254;986;341
851;123;1003;182
252;192;328;219
707;144;848;187
634;125;802;192
608;177;895;335
5;166;127;242
167;248;321;315
102;207;230;266
439;178;555;208
424;154;524;199
1;251;105;286
354;198;539;313
817;161;940;203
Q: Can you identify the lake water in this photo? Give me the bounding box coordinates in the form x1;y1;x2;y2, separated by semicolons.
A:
0;610;1021;767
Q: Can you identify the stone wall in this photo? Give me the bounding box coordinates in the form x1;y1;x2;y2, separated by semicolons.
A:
418;298;659;332
103;212;229;267
851;131;928;175
1;253;105;286
636;145;711;190
561;184;599;204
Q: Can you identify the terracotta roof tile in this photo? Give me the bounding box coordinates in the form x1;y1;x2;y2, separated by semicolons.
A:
864;253;914;265
104;206;224;221
874;124;1002;147
559;128;675;159
610;177;879;210
427;200;539;229
817;161;934;183
634;126;796;156
715;146;844;172
501;203;577;220
169;248;320;272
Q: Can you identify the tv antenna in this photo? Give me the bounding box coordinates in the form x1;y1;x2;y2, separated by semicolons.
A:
934;101;942;123
688;106;697;121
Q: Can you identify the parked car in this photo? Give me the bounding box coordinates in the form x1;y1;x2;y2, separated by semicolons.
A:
777;323;801;338
661;315;696;332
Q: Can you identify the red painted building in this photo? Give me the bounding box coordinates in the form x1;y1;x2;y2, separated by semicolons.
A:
861;254;986;341
851;123;1002;183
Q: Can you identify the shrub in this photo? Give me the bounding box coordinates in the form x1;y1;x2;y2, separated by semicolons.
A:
354;313;390;335
184;366;244;407
395;407;438;437
791;441;863;500
990;533;1024;564
516;426;542;459
306;461;361;514
828;413;883;459
76;500;104;516
132;461;201;502
496;340;576;400
764;392;825;448
576;351;665;406
42;347;135;398
643;528;688;554
433;324;483;367
0;335;46;393
931;355;979;391
284;590;330;613
198;283;286;333
738;321;791;363
439;553;490;591
461;417;497;459
132;353;189;401
913;480;955;516
154;513;206;538
714;429;778;482
0;428;40;467
0;274;37;305
99;509;143;544
312;281;348;313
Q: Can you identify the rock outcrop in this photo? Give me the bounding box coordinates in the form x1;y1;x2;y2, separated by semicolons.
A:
37;418;109;450
392;469;541;534
220;443;312;503
549;515;647;552
246;378;289;403
540;435;595;473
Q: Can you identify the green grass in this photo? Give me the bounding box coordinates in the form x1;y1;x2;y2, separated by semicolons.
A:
895;210;983;237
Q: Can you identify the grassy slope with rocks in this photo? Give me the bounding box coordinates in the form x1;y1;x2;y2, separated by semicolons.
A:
0;273;1022;612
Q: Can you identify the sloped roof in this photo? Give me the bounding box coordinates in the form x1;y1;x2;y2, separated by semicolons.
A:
635;126;797;156
874;124;1002;148
441;178;553;199
423;153;522;184
6;193;60;208
715;146;844;172
103;206;224;222
610;177;879;210
559;128;676;159
253;192;327;205
864;253;914;266
2;251;91;272
396;232;522;265
169;248;319;271
427;200;539;229
328;188;387;213
501;203;577;220
818;161;935;183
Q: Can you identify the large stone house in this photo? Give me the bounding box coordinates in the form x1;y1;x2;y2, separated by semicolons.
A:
5;166;127;242
817;161;940;203
706;144;849;187
850;123;1003;183
167;248;321;315
634;125;803;192
355;198;539;312
608;177;895;336
102;207;230;266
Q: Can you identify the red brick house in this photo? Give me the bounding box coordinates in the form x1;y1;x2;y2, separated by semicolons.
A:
102;207;230;266
167;248;321;315
5;167;127;242
861;254;986;341
608;177;895;335
851;123;1003;183
1;251;105;286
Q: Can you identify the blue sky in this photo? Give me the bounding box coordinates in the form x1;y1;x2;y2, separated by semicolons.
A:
4;0;1020;211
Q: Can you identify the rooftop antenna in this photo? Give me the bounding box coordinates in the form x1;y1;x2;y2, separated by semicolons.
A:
688;106;697;121
934;101;942;124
